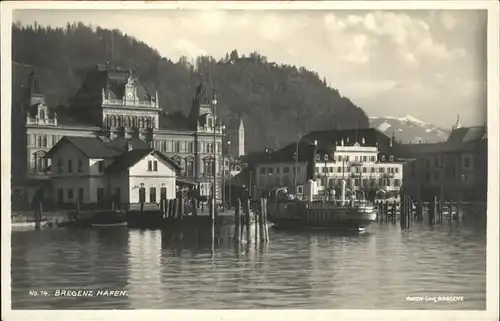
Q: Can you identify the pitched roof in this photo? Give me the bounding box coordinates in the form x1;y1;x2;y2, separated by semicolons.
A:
159;111;195;131
105;149;181;172
46;136;122;159
105;137;152;152
71;65;155;104
447;126;486;144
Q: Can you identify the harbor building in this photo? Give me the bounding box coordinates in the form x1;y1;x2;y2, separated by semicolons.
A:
251;128;406;200
11;63;235;209
400;125;487;201
45;136;181;206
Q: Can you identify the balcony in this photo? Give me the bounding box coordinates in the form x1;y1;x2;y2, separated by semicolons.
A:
350;172;362;178
349;161;363;167
383;173;395;178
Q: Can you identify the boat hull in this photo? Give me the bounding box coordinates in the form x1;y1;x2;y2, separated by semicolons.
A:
91;222;128;227
267;200;377;233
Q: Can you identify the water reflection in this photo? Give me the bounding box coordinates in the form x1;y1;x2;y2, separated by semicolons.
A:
11;222;486;310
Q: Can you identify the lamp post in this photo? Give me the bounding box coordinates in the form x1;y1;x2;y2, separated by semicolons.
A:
227;140;231;208
211;90;218;213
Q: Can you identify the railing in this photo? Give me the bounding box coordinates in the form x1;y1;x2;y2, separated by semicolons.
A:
383;173;395;178
103;99;158;108
349;161;363;166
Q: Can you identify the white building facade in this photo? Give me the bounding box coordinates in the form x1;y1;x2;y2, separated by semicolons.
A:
254;139;404;199
47;136;180;207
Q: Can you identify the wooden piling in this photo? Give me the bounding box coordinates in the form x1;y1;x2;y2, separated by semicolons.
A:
438;199;443;225
400;198;405;230
179;198;185;219
234;200;241;242
243;199;251;243
36;201;43;229
392;201;397;224
448;200;453;224
258;199;265;242
457;199;462;223
191;197;197;216
76;201;80;220
254;200;259;244
429;197;436;225
263;198;269;242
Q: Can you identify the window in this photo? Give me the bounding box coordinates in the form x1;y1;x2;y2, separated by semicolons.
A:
283;167;290;174
153;160;158;171
160;187;167;200
187;141;194;153
149;187;157;203
186;160;194;176
379;168;384;173
57;159;63;173
148;160;152;171
363;156;367;162
174;141;181;153
329;167;333;173
322;167;328;173
57;188;64;204
362;167;367;173
97;188;105;203
98;161;104;173
260;168;265;174
394;179;401;186
114;188;121;203
268;167;273;174
371;167;375;173
78;188;84;202
77;159;83;173
370;156;376;162
337;167;341;173
395;167;399;173
68;160;73;173
464;157;470;168
67;188;74;201
276;167;280;174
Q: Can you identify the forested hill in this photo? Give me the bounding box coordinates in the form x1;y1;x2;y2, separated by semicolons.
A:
12;22;369;152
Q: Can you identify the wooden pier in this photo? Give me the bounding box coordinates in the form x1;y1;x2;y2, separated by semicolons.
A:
375;197;486;229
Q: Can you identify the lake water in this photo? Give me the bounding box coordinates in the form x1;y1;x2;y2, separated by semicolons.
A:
11;221;486;310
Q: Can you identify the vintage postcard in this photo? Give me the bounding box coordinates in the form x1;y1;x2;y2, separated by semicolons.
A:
1;1;498;321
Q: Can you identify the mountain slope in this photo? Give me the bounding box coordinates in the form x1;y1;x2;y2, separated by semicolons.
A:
12;22;369;152
369;115;450;144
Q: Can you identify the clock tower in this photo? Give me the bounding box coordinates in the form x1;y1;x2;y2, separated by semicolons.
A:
124;70;138;105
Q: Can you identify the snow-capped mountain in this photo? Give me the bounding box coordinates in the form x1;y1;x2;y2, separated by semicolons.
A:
369;115;451;144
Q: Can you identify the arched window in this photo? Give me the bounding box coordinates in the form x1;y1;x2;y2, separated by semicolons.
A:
207;117;212;128
39;108;45;119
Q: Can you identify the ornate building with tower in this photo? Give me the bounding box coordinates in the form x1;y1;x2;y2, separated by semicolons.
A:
11;63;225;209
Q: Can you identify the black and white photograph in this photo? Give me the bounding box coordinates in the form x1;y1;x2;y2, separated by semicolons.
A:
1;1;498;320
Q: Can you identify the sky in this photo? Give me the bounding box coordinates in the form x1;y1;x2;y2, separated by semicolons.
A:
14;8;487;129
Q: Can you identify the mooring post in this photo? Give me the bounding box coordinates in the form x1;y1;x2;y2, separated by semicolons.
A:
258;199;265;241
234;199;241;242
457;199;462;223
179;198;185;220
75;200;80;220
392;201;397;224
263;198;269;242
191;197;197;217
438;199;443;225
448;200;453;224
244;199;251;243
254;200;259;244
35;201;42;229
400;197;405;230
